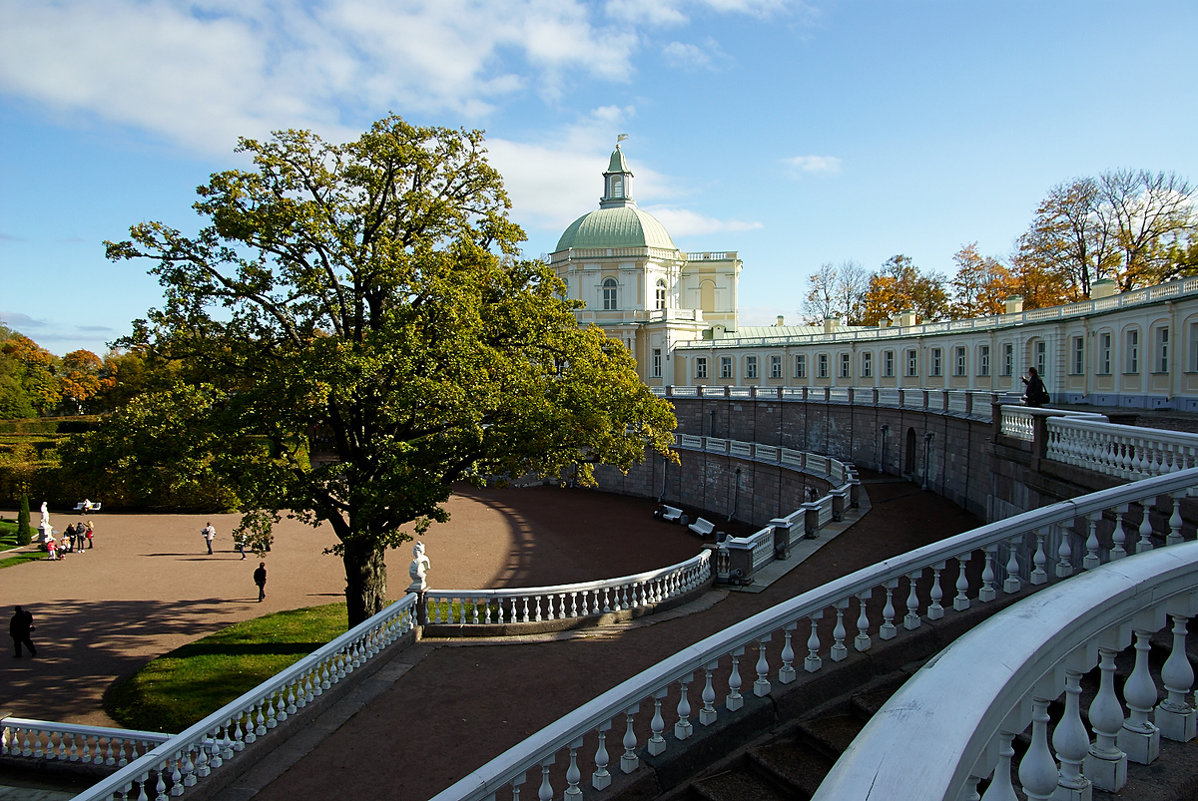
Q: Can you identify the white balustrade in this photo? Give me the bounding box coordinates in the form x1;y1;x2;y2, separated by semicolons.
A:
72;594;418;801
424;551;712;626
0;720;169;766
811;541;1198;801
428;468;1198;801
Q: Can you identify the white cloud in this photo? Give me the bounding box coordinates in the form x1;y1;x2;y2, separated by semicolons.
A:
642;207;764;237
783;155;842;174
663;38;731;70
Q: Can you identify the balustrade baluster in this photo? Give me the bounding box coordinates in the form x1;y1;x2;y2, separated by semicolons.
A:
1003;537;1022;593
928;563;945;620
832;599;849;659
801;614;822;673
564;737;584;799
1120;628;1161;764
700;662;718;725
982;730;1018;801
648;690;667;755
778;623;796;683
1169;494;1184;545
880;579;898;638
675;674;694;739
958;775;982;801
1053;522;1073;578
855;591;873;650
105;737;117;767
65;734;74;760
1085;647;1128;791
1018;695;1058;800
950;555;970;611
979;546;998;602
1111;505;1128;559
904;571;922;630
1137;502;1155;552
1084;511;1102;569
266;694;279;729
1054;667;1092;799
81;734;93;764
727;648;744;711
155;764;168;800
537;756;554;801
755;636;773;695
1157;613;1197;741
620;706;639;773
592;720;612;790
1027;528;1047;584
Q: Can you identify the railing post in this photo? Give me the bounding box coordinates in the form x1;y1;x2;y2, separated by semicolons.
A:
770;518;791;560
1032;412;1050;470
802;501;820;538
831;488;847;522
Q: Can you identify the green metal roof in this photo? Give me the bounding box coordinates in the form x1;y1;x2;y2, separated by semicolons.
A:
605;147;630;175
554;205;678;252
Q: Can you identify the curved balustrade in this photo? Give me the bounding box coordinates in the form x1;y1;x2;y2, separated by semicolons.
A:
428;468;1198;801
1;719;168;766
1047;416;1198;480
424;552;712;627
813;541;1198;801
72;594;418;801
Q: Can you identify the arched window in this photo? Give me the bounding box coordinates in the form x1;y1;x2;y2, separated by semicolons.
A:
655;279;667;310
602;278;617;310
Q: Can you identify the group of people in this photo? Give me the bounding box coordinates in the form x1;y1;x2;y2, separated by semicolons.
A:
44;519;95;560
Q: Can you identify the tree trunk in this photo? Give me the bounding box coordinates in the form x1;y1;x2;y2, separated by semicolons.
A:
342;539;388;628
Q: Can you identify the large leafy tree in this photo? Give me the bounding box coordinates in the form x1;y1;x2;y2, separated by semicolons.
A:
948;243;1016;318
94;116;676;625
861;255;949;325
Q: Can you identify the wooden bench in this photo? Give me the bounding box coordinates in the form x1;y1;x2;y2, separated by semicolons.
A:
74;502;102;513
656;504;684;523
688;517;715;537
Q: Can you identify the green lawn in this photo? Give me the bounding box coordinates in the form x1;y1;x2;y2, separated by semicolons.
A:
0;516;20;548
105;603;348;732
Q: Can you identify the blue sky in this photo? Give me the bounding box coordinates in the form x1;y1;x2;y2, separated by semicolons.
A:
2;0;1196;356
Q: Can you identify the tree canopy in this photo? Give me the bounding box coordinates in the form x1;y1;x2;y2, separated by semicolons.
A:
89;115;676;625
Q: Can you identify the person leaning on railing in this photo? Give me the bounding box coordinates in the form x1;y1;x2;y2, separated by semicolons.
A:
1022;367;1049;408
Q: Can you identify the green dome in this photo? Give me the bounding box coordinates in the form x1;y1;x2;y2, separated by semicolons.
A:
554;206;678;252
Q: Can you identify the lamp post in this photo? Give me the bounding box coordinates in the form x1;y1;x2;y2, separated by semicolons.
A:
728;466;742;521
922;431;935;490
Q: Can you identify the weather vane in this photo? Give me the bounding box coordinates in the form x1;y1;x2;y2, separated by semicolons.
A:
617;133;628;146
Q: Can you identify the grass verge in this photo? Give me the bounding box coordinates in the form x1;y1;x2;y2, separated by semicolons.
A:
105;603;348;732
0;551;48;569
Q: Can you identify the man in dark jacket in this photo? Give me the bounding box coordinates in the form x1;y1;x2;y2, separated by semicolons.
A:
253;562;267;602
10;605;36;658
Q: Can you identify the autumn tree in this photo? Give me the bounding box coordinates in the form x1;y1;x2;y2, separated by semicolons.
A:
1100;169;1195;289
861;255;949;325
60;349;113;414
0;331;60;416
86;116;676;626
948;243;1015;318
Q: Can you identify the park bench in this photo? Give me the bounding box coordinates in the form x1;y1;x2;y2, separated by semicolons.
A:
73;501;102;513
688;517;715;537
656;504;684;523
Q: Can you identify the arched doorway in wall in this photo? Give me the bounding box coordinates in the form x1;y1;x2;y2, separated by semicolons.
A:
700;280;715;312
904;427;917;476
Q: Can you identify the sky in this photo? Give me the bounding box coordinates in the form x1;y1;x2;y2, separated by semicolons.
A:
2;0;1196;357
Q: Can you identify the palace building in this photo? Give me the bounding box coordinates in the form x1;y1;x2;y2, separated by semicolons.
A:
553;146;1198;411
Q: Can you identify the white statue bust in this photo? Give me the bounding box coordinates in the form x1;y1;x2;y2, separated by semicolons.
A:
407;541;431;591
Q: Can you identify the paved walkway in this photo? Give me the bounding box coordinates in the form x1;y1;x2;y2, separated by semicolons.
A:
1;478;979;799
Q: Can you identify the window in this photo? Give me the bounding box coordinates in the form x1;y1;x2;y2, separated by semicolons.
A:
1154;326;1169;373
720;356;733;379
1099;332;1112;374
1071;336;1084;375
694;357;707;380
1190;322;1198;371
655;279;667;311
978;345;991;377
795;354;807;379
839;353;850;379
745;356;758;379
817;353;829;378
905;349;918;377
930;347;943;377
953;346;967;377
651;348;662;378
602;278;617;310
1124;329;1139;373
883;350;895;378
1034;340;1047;377
770;355;782;379
1002;343;1014;377
861;352;873;378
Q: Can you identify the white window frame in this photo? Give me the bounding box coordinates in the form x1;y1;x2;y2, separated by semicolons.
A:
930;347;943;377
720;356;733;379
694;357;707;380
602;278;617;310
1124;329;1139;374
978;345;990;377
651;348;662;378
769;354;782;379
745;355;758;380
1153;326;1169;373
795;354;807;379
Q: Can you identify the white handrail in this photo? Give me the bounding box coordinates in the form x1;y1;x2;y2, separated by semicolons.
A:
1;718;169;766
429;467;1198;801
424;551;712;625
73;594;418;801
814;541;1198;800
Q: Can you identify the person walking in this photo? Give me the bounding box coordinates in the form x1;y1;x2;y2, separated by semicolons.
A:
10;606;36;658
202;522;216;555
253;562;267;602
